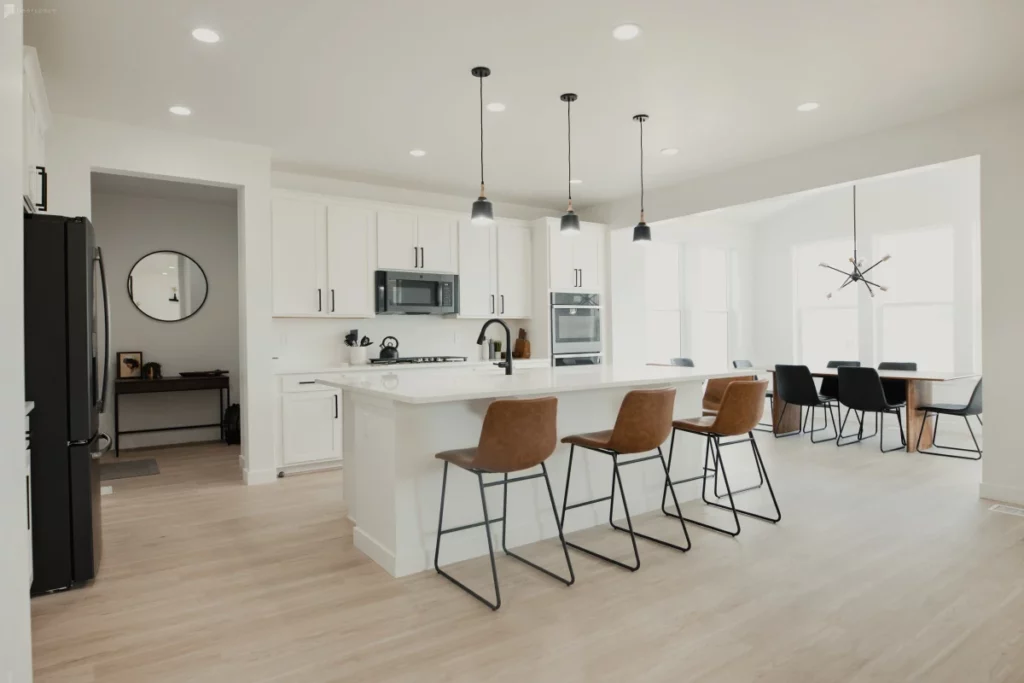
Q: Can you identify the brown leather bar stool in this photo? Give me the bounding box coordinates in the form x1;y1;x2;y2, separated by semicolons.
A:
694;375;767;502
559;388;691;572
433;397;574;611
664;380;781;537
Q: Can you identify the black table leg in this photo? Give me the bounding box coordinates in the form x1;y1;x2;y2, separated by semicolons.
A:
114;392;120;458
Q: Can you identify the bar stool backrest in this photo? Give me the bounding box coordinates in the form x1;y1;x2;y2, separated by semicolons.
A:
475;397;558;473
837;367;891;412
670;358;694;367
965;378;983;415
608;388;677;454
774;364;819;406
820;360;860;399
710;380;771;436
704;376;755;413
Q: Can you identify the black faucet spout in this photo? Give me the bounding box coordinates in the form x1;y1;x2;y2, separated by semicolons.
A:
477;318;513;375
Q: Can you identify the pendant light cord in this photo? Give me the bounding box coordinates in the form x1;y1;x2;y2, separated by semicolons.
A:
478;74;485;190
639;117;645;218
567;98;572;203
852;185;857;263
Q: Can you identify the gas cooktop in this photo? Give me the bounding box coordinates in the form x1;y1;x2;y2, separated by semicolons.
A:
369;356;468;365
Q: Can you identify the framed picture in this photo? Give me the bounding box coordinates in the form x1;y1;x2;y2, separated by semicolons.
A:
117;351;143;379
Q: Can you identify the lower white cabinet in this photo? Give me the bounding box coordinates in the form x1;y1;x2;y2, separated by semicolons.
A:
281;389;342;467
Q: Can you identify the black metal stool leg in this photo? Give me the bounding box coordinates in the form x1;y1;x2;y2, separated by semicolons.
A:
705;433;782;524
499;466;576;585
612;447;691;552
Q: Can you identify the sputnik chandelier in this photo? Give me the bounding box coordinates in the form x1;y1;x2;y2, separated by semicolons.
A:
821;185;891;298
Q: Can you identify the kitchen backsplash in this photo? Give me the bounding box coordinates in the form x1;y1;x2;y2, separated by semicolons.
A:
272;316;536;367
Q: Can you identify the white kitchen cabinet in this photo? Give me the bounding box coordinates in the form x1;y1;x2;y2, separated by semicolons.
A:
272;197;327;316
23;47;49;212
281;390;342;466
377;210;458;273
457;220;498;317
376;209;418;270
458;220;532;318
548;219;603;292
496;222;532;317
326;204;376;316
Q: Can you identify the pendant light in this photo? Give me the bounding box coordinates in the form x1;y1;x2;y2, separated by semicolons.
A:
820;185;891;298
470;66;494;225
559;93;580;234
632;114;651;243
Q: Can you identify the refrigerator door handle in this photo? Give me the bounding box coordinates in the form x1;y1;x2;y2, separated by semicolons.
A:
95;247;112;413
90;433;112;460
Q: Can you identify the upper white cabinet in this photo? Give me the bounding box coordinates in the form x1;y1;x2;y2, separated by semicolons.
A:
272;197;326;316
272;195;374;317
377;211;457;273
23;47;50;212
548;219;603;292
458;220;532;318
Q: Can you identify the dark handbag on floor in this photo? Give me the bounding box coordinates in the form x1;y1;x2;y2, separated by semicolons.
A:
223;403;241;445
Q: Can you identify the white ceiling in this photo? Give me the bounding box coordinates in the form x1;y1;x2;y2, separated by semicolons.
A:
91;172;238;205
26;0;1024;209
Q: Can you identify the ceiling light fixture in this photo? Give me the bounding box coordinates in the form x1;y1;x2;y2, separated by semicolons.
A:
409;149;427;157
191;28;221;43
486;102;506;112
559;93;580;234
632;114;651;243
570;179;583;185
661;147;679;156
613;23;641;40
821;185;891;298
797;102;820;112
470;66;494;226
169;105;192;116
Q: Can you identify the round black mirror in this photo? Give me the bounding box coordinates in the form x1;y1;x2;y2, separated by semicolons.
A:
127;251;208;322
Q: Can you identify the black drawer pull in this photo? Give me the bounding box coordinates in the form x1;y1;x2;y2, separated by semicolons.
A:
298;381;317;385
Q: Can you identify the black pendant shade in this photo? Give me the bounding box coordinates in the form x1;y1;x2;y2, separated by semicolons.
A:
470;66;494;225
560;93;580;234
632;114;651;243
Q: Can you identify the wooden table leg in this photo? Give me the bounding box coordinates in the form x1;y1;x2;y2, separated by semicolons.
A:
772;373;801;435
905;380;935;452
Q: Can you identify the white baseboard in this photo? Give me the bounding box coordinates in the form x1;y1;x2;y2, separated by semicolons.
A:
353;527;396;576
979;482;1024;507
243;467;278;486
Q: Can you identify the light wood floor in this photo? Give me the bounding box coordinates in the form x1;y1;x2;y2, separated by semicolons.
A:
31;427;1024;683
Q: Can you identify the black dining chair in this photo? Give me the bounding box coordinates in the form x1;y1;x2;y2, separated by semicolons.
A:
877;361;917;408
916;378;983;460
836;367;906;452
733;360;772;432
820;360;860;429
670;358;695;367
773;365;837;442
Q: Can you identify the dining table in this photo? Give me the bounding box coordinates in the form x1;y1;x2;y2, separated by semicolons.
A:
764;367;980;452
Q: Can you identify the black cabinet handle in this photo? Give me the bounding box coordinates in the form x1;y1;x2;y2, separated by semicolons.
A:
35;166;47;212
490;294;495;314
331;289;336;313
419;247;424;268
317;288;322;312
500;294;505;315
334;394;339;419
414;246;419;268
298;380;316;385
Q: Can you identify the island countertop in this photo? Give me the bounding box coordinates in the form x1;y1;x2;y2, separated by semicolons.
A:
317;364;753;404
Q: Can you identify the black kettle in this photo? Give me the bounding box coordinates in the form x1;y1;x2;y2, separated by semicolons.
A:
379;336;400;360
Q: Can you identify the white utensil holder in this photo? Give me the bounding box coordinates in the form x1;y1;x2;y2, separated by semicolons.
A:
348;346;369;365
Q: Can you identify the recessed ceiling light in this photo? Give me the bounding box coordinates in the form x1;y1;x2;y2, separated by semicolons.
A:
661;147;679;156
409;149;427;157
797;102;820;112
192;28;221;44
162;272;168;276
486;102;506;112
612;23;641;40
169;105;192;116
569;179;583;184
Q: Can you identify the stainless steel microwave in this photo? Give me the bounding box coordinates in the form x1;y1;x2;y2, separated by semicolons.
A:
375;270;459;315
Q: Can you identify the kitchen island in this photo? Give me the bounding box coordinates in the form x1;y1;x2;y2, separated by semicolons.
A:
319;364;753;577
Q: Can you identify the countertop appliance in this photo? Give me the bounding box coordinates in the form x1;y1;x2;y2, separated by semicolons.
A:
24;214;112;596
550;292;602;364
379;336;400;360
369;356;468;365
375;270;458;315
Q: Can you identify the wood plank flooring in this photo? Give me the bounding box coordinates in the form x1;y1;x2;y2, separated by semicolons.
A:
31;428;1024;683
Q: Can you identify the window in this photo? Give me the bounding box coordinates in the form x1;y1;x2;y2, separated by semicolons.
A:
645;247;681;363
793;239;858;368
874;227;955;371
685;247;730;369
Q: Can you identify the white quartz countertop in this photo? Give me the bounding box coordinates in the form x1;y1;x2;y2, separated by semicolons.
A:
274;358;551;376
317;365;752;404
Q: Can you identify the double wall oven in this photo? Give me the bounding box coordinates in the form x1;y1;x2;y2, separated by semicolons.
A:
550;292;602;366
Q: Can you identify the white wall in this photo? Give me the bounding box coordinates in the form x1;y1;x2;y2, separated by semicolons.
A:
588;93;1024;506
91;190;239;449
44;115;276;484
1;6;33;682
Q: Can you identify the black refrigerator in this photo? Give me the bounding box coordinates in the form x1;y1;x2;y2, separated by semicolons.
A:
24;213;112;596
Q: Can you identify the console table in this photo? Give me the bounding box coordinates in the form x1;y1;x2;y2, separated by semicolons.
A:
113;376;230;457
